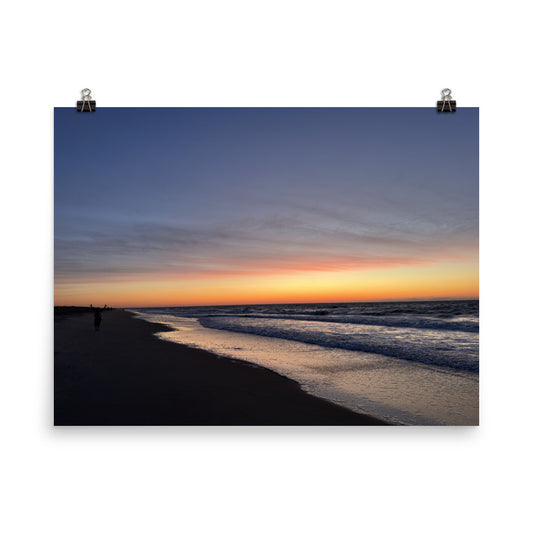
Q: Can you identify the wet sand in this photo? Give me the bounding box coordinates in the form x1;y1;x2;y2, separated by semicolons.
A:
54;309;387;425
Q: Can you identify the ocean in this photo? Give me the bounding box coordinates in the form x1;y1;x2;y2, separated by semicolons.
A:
130;300;479;425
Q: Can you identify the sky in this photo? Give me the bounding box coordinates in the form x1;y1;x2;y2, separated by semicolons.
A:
54;107;478;307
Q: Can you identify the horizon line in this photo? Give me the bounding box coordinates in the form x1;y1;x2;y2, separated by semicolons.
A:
55;296;479;309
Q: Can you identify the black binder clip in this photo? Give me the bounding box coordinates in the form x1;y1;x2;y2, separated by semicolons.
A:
77;88;96;112
437;88;456;112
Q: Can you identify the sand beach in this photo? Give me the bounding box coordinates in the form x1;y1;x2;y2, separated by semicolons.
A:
54;309;386;425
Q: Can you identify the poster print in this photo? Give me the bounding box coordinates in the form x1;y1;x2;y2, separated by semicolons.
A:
54;108;479;425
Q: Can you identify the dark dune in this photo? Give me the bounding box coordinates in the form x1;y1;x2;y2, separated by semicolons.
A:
54;309;387;425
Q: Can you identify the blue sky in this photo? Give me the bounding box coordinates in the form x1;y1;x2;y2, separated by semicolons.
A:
54;108;478;305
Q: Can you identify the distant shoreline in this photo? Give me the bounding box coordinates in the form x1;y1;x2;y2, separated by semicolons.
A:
54;308;387;425
55;298;479;311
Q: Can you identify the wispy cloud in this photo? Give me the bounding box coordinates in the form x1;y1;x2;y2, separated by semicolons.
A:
55;208;477;284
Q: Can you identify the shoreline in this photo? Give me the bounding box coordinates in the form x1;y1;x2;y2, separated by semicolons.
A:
55;309;388;425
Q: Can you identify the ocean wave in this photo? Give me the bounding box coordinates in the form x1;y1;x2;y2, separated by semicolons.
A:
198;316;479;372
197;312;478;332
135;300;479;333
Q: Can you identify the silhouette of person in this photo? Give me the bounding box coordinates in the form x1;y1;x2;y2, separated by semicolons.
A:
94;307;102;332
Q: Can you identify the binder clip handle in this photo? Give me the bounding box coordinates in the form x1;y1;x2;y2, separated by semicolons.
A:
437;88;456;113
77;88;96;112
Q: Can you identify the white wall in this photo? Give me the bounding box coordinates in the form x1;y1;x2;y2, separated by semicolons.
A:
1;1;531;532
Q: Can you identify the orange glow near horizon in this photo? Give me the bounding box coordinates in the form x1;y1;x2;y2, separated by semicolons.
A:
55;107;479;310
54;260;479;308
